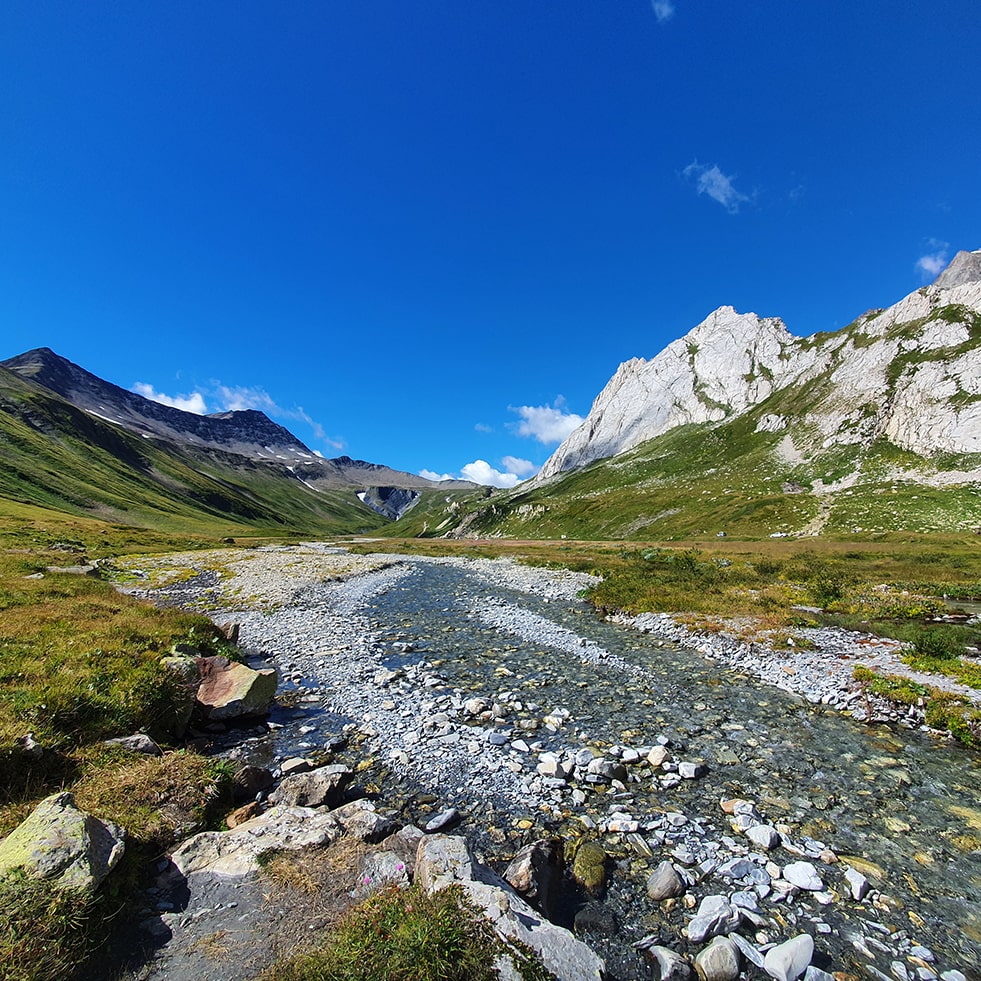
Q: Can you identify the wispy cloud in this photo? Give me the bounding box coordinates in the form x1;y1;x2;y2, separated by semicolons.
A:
651;0;675;22
132;382;208;415
916;239;950;280
509;398;583;444
474;422;493;433
683;160;750;214
131;380;343;450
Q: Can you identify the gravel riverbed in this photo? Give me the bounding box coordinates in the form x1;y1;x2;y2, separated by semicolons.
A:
117;545;981;981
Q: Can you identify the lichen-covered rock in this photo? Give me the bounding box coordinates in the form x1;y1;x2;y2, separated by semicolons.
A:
572;840;608;896
195;655;277;720
0;792;124;892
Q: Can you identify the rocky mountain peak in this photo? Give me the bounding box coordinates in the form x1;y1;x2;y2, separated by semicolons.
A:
934;249;981;290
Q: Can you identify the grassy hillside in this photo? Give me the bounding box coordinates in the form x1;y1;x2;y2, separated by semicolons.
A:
0;366;391;538
393;416;981;541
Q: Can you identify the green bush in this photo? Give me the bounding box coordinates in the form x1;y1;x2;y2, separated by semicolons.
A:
264;883;550;981
911;627;965;661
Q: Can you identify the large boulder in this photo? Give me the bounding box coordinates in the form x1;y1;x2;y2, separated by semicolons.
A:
169;804;342;878
416;834;606;981
268;764;353;809
0;792;125;892
195;655;278;721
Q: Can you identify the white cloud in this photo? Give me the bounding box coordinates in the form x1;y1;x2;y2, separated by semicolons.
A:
474;423;493;433
421;457;536;488
651;0;675;22
916;240;950;280
510;399;583;445
502;456;537;477
683;161;750;214
132;382;208;415
214;384;279;413
461;460;522;489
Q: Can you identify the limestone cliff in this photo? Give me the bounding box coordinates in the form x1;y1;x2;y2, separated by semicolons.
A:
537;251;981;481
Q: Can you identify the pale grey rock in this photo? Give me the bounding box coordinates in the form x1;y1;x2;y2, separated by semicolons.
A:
763;934;814;981
268;763;353;808
0;791;124;892
730;933;765;968
646;859;685;901
425;807;462;833
533;259;981;483
782;860;823;891
686;894;741;943
330;799;399;843
103;733;162;756
802;968;834;981
416;834;605;980
648;946;693;980
647;745;670;767
694;936;740;981
746;823;781;851
844;864;870;900
935;249;981;289
280;757;313;776
169;805;341;878
679;761;706;779
359;849;410;891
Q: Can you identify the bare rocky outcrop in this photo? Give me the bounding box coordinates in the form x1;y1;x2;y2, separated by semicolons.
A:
536;249;981;481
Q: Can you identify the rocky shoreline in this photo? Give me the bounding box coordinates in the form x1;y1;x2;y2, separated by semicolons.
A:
110;546;978;981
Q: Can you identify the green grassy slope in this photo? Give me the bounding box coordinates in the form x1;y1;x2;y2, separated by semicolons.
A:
0;366;389;537
402;415;981;541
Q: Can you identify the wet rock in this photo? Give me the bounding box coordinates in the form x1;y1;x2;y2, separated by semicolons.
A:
763;934;814;981
679;761;706;780
646;859;686;901
647;946;693;980
695;936;741;981
686;895;741;943
280;757;313;776
231;764;275;804
647;746;670;768
844;865;870;901
782;861;823;891
504;839;563;915
268;763;353;808
195;655;278;721
572;840;608;896
425;807;462;833
730;933;766;969
573;902;618;936
0;791;125;892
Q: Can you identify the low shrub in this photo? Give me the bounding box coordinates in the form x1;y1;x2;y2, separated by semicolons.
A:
262;883;550;981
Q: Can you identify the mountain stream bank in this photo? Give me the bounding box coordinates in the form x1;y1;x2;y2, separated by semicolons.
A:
119;545;981;980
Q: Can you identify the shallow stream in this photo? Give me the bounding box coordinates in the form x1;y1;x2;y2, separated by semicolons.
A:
210;555;981;979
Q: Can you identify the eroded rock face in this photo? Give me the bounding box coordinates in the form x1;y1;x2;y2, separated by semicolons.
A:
535;252;981;480
267;763;353;809
0;791;125;892
194;656;278;721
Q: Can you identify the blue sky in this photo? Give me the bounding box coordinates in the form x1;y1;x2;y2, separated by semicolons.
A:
3;2;979;487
